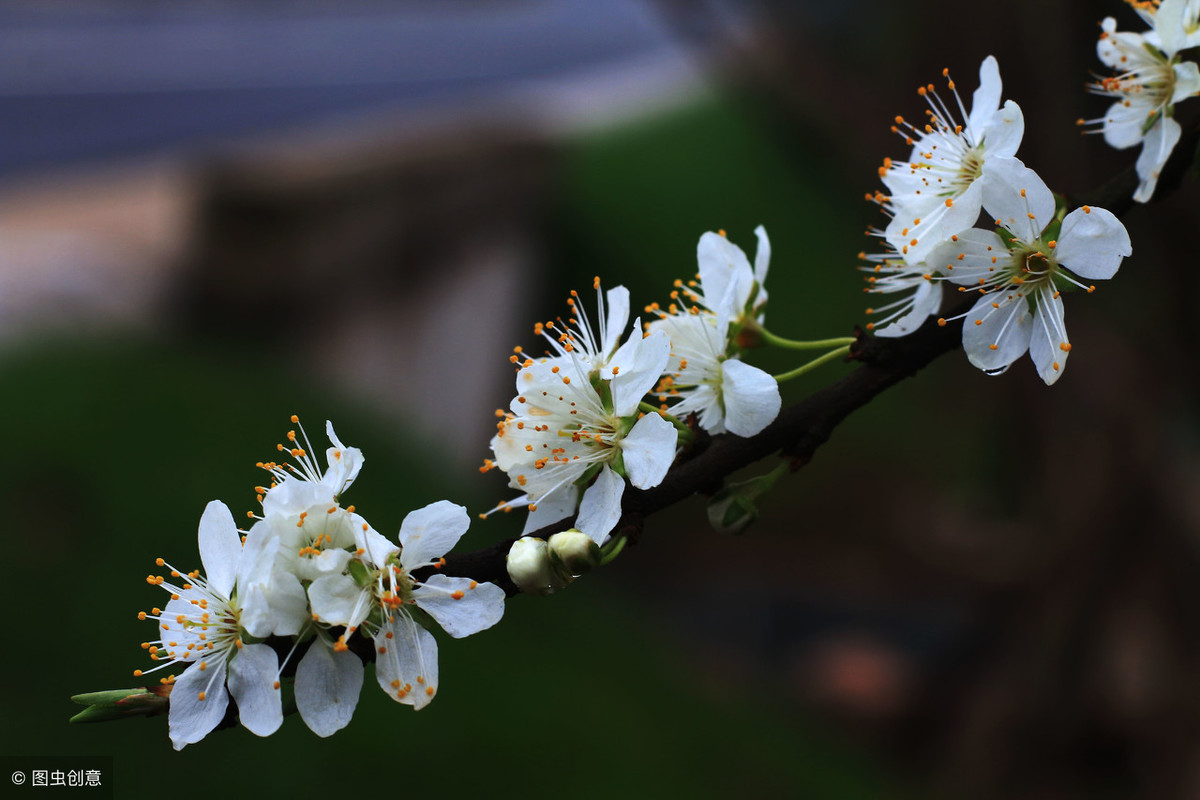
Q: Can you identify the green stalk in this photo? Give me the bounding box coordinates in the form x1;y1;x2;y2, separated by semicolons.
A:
757;327;856;351
773;345;853;383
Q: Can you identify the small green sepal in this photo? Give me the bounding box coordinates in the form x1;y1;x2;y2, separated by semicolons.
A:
70;686;170;723
706;462;788;535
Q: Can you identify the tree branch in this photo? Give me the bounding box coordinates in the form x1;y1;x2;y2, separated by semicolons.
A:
437;107;1200;597
437;316;963;595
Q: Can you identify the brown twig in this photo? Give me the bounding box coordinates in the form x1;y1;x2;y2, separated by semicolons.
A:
435;104;1200;596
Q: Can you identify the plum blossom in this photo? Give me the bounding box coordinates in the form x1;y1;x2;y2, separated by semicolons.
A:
488;283;676;543
305;501;505;715
689;225;771;329
255;417;363;517
1082;15;1200;202
928;160;1131;384
858;242;942;337
877;55;1025;264
234;418;368;639
646;228;780;436
1131;0;1200;55
516;279;632;376
136;501;286;750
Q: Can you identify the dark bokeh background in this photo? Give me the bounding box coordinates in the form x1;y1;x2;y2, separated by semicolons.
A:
2;1;1199;797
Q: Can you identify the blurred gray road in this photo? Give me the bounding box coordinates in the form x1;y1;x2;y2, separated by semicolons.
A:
0;0;682;177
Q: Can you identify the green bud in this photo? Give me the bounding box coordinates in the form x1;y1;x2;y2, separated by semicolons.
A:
547;530;602;576
69;687;169;723
706;462;788;535
706;491;759;535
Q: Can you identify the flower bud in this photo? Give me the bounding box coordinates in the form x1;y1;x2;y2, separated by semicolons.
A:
547;530;602;576
506;537;572;595
69;686;170;723
706;490;758;535
706;462;787;535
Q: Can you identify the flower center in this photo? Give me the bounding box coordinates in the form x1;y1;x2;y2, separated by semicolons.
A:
1019;248;1054;281
954;146;986;192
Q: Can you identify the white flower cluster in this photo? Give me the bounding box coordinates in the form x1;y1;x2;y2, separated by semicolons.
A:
866;57;1133;385
647;228;781;439
137;419;505;749
485;232;782;545
1081;0;1200;202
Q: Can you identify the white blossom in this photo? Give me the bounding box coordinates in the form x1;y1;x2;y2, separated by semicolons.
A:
255;417;363;518
644;228;780;436
878;55;1025;264
305;501;505;714
928;160;1131;384
1082;16;1200;202
137;501;285;750
690;225;771;329
488;283;676;543
858;242;943;337
1134;0;1200;56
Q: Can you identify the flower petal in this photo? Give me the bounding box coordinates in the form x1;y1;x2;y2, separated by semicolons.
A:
355;518;398;568
1133;116;1181;203
398;500;471;569
1099;98;1148;150
753;225;771;289
294;637;363;738
938;175;986;240
721;359;781;437
168;660;229;750
575;464;625;544
309;574;372;631
928;227;1010;287
961;292;1032;374
1172;60;1200;104
1156;0;1190;56
197;500;242;599
967;55;1002;135
981;99;1024;159
1097;19;1134;68
981;157;1054;241
872;279;942;339
1055;206;1131;280
622;411;677;489
521;484;578;534
374;613;439;710
414;574;506;638
601;285;631;356
227;643;283;737
261;477;335;519
323;420;364;497
609;323;671;416
1029;286;1070;385
240;554;309;639
697;231;754;321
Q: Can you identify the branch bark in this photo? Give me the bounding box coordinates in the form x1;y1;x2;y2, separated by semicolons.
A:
437;316;963;595
435;105;1200;597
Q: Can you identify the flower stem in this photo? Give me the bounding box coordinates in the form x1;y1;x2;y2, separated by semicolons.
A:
758;328;856;351
773;345;853;383
638;402;694;443
599;535;627;566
